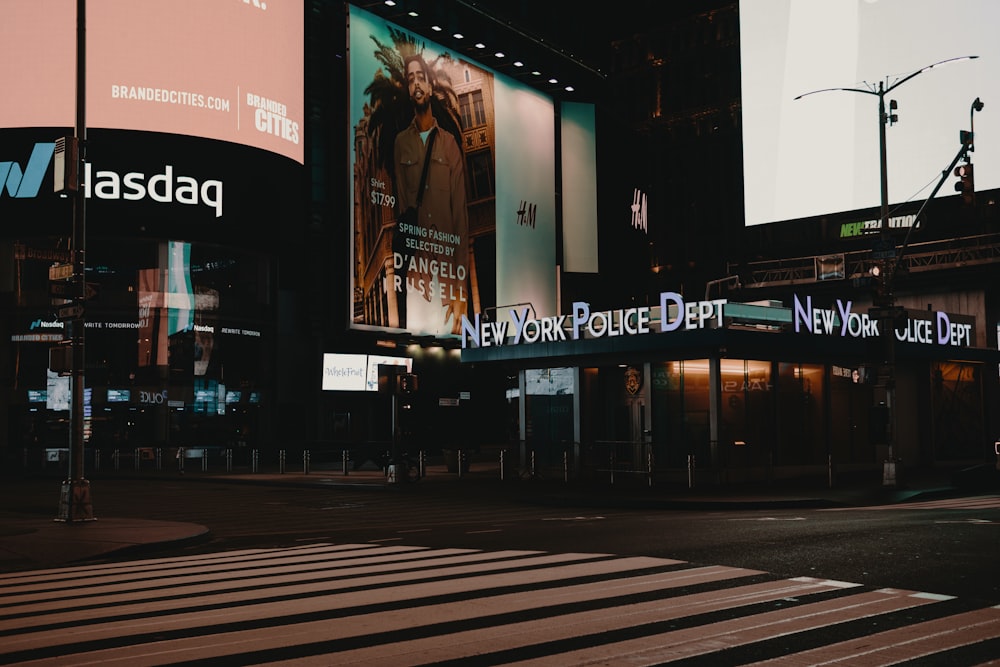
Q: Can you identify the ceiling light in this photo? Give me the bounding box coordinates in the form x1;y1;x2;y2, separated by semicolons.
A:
431;25;442;32
513;61;524;67
453;33;464;39
531;70;541;76
408;11;419;17
564;85;574;92
383;0;396;5
548;78;558;84
494;51;505;58
474;42;485;49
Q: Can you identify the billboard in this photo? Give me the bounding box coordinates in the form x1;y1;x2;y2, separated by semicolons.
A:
0;0;303;164
348;6;558;339
740;0;999;227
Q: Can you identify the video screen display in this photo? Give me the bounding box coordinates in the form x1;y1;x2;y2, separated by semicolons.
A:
0;0;303;163
321;353;412;392
740;0;999;227
348;6;558;338
106;389;131;403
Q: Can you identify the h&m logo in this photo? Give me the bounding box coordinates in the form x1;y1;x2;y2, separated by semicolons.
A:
1;143;54;199
631;188;648;233
517;200;536;228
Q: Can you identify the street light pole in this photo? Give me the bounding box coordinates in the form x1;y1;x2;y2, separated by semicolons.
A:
56;0;93;522
795;56;978;485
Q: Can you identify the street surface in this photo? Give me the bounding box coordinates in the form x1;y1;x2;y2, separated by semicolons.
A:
1;475;998;664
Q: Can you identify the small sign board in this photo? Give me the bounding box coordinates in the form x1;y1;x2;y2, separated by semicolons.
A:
56;303;84;321
438;397;460;407
48;263;74;281
49;281;98;300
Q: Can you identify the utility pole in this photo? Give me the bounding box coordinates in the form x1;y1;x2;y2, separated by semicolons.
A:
56;0;93;522
795;56;978;486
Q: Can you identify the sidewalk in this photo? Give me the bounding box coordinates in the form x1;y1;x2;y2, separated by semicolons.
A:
0;462;993;574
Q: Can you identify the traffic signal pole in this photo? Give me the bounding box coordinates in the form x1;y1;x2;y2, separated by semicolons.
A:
56;0;94;522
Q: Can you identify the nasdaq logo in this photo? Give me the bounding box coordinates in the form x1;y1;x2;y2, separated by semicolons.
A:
0;143;55;199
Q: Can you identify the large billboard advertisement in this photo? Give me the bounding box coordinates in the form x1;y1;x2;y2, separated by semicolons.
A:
0;0;303;164
348;6;557;339
740;0;999;227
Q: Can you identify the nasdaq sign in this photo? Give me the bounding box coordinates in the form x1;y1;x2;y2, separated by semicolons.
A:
0;143;54;198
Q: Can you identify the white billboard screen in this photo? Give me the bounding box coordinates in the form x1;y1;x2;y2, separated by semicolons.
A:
740;0;999;227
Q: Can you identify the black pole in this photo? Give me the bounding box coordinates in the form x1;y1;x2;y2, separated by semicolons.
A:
57;0;93;522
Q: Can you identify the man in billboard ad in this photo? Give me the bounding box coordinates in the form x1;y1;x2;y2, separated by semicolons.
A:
350;8;489;337
393;53;470;335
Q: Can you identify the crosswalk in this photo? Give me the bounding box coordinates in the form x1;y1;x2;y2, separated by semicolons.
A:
0;543;997;665
821;494;1000;512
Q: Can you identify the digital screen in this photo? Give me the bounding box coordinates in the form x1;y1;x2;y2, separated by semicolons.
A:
27;390;47;403
525;367;575;396
348;6;558;338
366;355;412;392
0;0;303;163
46;370;70;411
740;0;999;227
106;389;131;403
225;390;242;405
322;353;368;392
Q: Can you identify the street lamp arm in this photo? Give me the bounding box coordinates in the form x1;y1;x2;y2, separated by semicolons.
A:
885;55;979;95
794;86;875;101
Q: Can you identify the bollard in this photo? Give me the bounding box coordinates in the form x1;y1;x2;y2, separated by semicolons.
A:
113;448;120;471
94;448;101;471
342;449;350;475
648;449;654;487
500;449;505;481
252;449;259;473
687;454;695;488
563;450;568;483
225;448;233;472
418;450;426;478
177;447;185;474
279;449;286;474
610;449;615;485
155;448;162;471
530;450;536;479
828;454;834;488
303;450;310;474
457;449;463;479
134;447;141;472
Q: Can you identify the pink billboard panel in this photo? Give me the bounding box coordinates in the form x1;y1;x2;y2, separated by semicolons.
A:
1;0;303;163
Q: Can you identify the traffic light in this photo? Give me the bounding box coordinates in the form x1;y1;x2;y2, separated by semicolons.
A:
398;373;418;394
954;162;974;205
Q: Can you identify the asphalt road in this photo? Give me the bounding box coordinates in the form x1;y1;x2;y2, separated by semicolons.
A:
6;475;998;605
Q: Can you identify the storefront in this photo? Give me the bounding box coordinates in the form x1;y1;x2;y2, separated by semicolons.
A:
462;292;1000;482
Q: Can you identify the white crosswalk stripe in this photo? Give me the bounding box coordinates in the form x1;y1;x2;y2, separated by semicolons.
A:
821;494;1000;511
0;543;996;665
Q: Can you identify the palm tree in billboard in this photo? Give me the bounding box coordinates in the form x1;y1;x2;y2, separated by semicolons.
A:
362;27;463;176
